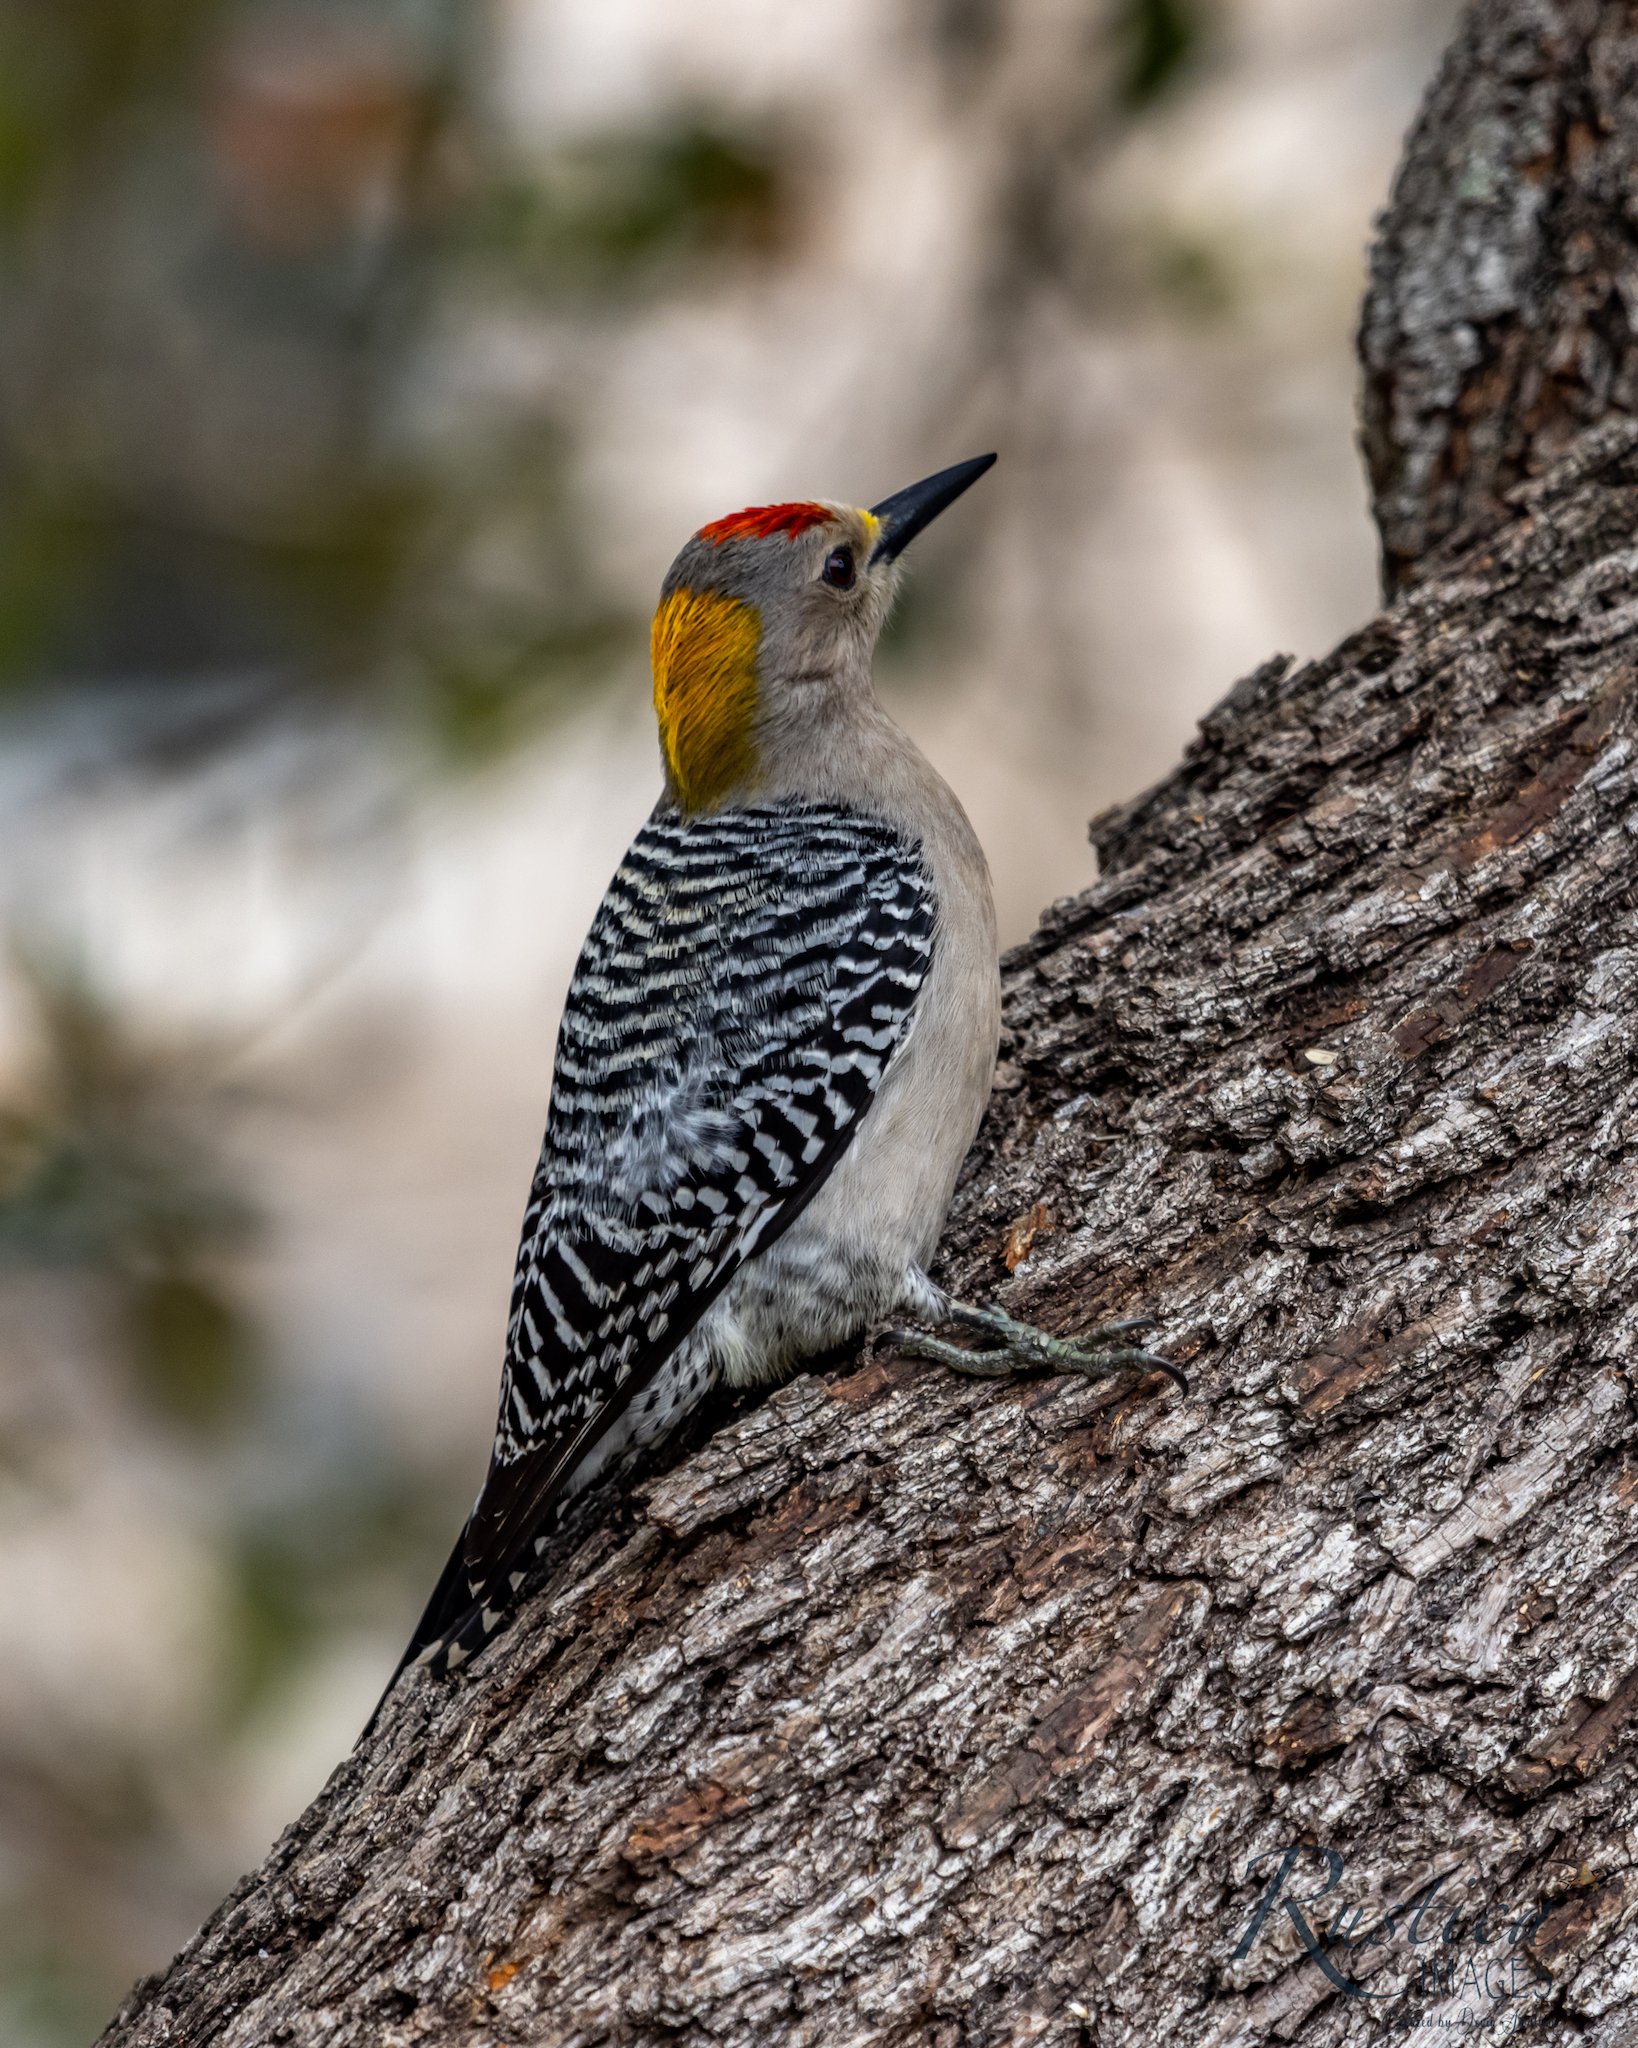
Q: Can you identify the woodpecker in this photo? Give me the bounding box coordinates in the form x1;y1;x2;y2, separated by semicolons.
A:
380;454;1178;1710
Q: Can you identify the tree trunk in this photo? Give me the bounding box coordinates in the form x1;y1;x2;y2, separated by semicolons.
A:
1359;0;1638;594
104;5;1638;2044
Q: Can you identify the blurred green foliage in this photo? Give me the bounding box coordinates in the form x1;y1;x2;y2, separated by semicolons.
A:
222;1459;441;1726
1113;0;1202;107
391;422;636;763
473;122;786;290
0;1;797;765
1151;227;1237;320
126;1268;252;1430
0;0;220;229
0;954;256;1430
0;1934;124;2048
0;947;439;2039
0;504;93;683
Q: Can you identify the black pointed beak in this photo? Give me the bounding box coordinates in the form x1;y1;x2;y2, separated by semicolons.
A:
868;452;996;564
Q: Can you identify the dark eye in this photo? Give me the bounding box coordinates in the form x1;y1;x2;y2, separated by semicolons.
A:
821;545;856;590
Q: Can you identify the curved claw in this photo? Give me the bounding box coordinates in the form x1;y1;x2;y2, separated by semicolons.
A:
1050;1341;1188;1391
1130;1350;1190;1397
1059;1339;1188;1397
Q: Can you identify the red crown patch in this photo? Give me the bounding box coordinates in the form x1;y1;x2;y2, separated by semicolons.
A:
697;501;831;546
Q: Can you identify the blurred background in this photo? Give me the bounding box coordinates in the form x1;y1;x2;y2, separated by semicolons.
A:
0;0;1459;2036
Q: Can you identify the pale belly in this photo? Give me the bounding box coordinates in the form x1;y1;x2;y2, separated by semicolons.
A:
704;935;1000;1388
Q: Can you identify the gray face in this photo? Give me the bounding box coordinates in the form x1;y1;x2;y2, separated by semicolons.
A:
661;501;903;707
652;461;993;809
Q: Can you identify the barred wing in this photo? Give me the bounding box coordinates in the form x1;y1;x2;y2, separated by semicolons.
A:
456;801;936;1627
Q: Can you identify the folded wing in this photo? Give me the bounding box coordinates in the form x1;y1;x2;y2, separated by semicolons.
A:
403;800;936;1677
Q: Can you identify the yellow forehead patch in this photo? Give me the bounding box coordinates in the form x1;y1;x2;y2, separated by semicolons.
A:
651;587;760;812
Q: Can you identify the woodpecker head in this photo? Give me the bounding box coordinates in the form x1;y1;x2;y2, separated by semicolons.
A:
651;453;996;812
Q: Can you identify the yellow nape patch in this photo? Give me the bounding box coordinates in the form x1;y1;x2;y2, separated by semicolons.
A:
651;587;760;810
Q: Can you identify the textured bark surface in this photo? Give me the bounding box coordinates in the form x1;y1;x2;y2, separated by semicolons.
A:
1360;0;1638;596
105;10;1638;2047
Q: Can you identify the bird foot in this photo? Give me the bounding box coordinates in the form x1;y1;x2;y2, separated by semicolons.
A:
884;1300;1187;1395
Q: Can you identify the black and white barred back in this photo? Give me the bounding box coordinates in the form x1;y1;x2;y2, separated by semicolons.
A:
391;799;936;1689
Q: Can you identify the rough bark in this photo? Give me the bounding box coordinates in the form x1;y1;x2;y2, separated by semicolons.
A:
1360;0;1638;596
106;9;1638;2046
